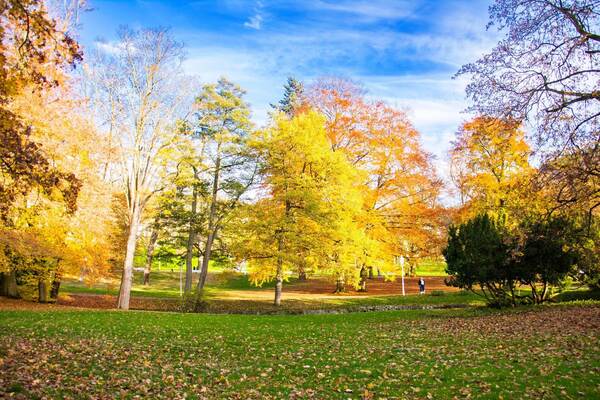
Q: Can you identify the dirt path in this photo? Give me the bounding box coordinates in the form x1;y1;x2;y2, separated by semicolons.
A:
281;276;452;296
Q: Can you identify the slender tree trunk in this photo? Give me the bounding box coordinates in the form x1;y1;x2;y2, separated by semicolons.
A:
185;185;198;292
298;261;307;281
144;228;158;286
197;150;221;292
274;199;292;306
274;233;284;306
49;273;61;300
368;266;374;279
508;281;516;307
38;281;48;303
117;204;141;310
198;230;217;291
540;281;548;304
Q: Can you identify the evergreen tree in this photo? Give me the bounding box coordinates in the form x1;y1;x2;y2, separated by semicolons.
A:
271;77;304;117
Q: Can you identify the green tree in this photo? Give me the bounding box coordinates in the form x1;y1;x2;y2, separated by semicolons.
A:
271;76;304;117
444;214;515;307
193;78;256;294
514;216;578;304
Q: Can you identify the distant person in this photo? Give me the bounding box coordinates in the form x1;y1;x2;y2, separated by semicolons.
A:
418;277;425;295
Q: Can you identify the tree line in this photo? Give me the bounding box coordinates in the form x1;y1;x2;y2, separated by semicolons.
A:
0;0;597;309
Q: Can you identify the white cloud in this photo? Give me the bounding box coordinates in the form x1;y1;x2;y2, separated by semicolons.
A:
244;0;264;30
95;41;123;55
244;13;263;30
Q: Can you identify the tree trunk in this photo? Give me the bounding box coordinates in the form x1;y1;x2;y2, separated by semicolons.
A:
540;281;548;304
0;272;7;297
144;228;158;286
38;281;48;303
49;273;61;300
368;266;374;279
298;262;307;281
274;274;283;306
274;235;284;306
198;230;217;291
508;281;516;307
358;266;368;292
185;184;198;292
197;150;221;292
334;276;345;293
117;204;141;310
1;270;19;298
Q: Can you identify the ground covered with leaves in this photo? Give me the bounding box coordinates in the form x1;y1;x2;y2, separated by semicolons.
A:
1;303;599;399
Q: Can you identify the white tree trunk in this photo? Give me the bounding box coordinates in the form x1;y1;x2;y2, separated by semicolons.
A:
117;205;140;310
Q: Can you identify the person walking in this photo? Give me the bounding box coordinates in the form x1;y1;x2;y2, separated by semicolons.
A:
418;277;425;295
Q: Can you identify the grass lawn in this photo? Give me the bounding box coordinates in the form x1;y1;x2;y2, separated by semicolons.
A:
1;302;599;399
414;259;447;277
60;271;294;299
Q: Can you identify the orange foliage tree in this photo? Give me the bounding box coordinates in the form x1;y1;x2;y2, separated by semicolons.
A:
305;78;444;287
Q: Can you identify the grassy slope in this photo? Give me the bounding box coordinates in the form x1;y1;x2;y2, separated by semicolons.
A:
1;303;599;399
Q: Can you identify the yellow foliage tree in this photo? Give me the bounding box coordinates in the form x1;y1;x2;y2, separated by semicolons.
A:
238;111;368;305
449;116;533;224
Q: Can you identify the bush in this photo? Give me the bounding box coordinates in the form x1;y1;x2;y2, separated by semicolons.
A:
444;214;579;307
444;214;515;306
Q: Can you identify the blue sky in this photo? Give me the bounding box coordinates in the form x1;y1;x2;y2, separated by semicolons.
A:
79;0;499;182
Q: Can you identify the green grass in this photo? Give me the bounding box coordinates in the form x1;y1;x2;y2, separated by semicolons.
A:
415;258;447;276
1;304;598;398
61;271;184;298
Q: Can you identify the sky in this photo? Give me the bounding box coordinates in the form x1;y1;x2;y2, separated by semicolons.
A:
78;0;501;187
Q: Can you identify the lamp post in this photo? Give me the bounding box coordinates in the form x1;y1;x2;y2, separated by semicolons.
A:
400;255;405;296
179;262;183;297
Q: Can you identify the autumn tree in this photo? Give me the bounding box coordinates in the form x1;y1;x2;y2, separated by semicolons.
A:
0;0;82;221
458;0;599;217
306;78;442;287
240;110;365;305
449;116;533;223
0;0;86;299
87;27;191;310
192;78;256;295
